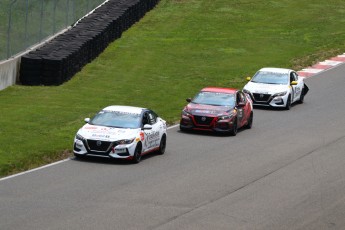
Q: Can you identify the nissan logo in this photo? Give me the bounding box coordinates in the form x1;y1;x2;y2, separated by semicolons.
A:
260;94;264;98
96;140;102;146
201;116;206;121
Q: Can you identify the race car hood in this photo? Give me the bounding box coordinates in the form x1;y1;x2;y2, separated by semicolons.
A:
77;124;139;141
244;82;288;94
185;103;233;116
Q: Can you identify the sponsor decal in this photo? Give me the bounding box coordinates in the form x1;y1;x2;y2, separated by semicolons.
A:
194;110;217;114
144;131;160;149
146;131;159;141
104;110;141;116
140;132;145;141
91;134;111;138
238;109;243;118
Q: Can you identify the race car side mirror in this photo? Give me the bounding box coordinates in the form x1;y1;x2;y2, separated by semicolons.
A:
237;102;245;108
246;77;251;81
84;118;90;123
142;124;153;130
291;81;298;85
186;98;192;102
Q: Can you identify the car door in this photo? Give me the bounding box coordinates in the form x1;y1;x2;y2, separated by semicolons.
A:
290;71;303;102
142;111;160;152
236;91;250;128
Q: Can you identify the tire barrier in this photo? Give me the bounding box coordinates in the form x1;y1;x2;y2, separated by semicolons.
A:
19;0;160;86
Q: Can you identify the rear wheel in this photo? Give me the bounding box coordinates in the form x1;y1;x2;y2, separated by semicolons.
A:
132;144;142;164
245;112;253;129
298;88;305;104
157;134;166;155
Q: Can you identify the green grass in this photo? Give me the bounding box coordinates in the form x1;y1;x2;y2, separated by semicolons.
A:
1;0;345;177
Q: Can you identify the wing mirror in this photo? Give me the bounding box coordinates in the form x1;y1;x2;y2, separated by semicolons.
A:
84;118;90;123
186;98;192;102
237;102;245;108
142;124;153;130
291;81;298;85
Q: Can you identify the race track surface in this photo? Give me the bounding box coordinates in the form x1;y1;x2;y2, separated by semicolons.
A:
1;64;345;230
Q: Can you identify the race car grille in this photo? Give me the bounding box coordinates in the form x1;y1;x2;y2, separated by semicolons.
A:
86;139;112;152
252;93;271;102
193;115;214;125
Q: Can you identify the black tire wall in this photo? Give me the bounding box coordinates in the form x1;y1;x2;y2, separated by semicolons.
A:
19;0;160;86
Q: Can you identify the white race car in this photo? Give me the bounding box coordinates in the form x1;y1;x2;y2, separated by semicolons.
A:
243;67;309;110
73;105;167;163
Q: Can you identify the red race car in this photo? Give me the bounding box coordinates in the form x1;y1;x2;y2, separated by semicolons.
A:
180;87;253;136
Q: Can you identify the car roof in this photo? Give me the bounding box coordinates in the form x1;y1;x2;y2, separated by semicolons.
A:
102;105;146;114
258;67;293;74
201;87;237;94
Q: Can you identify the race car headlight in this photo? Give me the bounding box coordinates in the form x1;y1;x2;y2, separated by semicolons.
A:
75;133;86;141
243;89;251;94
116;138;135;145
218;112;234;121
273;91;287;97
182;109;191;116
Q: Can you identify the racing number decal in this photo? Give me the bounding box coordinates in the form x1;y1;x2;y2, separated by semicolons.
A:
238;109;243;119
295;86;301;97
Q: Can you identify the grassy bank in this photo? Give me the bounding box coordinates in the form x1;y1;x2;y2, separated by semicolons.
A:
1;0;345;177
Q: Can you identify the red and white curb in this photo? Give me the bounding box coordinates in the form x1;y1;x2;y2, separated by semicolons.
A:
298;53;345;77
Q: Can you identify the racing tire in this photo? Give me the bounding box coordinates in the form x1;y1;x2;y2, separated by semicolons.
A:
285;95;292;110
179;125;188;132
245;112;253;129
157;134;167;155
132;144;142;164
74;153;85;160
230;118;238;136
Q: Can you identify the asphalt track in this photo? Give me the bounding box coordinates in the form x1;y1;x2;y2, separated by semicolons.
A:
1;64;345;230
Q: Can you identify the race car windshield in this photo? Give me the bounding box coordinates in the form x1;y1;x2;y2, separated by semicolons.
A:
251;71;289;85
90;111;141;129
192;92;235;107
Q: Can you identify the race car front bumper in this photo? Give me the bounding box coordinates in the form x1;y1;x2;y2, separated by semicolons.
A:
73;137;137;159
180;116;236;133
250;94;289;108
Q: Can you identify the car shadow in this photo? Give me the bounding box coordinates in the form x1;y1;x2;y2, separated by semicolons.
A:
253;104;296;111
177;128;245;137
72;152;160;165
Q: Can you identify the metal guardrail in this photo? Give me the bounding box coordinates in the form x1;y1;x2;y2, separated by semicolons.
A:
0;0;106;61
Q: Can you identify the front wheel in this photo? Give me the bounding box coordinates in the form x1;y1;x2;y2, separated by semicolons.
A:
132;145;142;164
285;95;291;110
74;153;85;160
157;134;166;155
179;125;187;132
230;118;238;136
